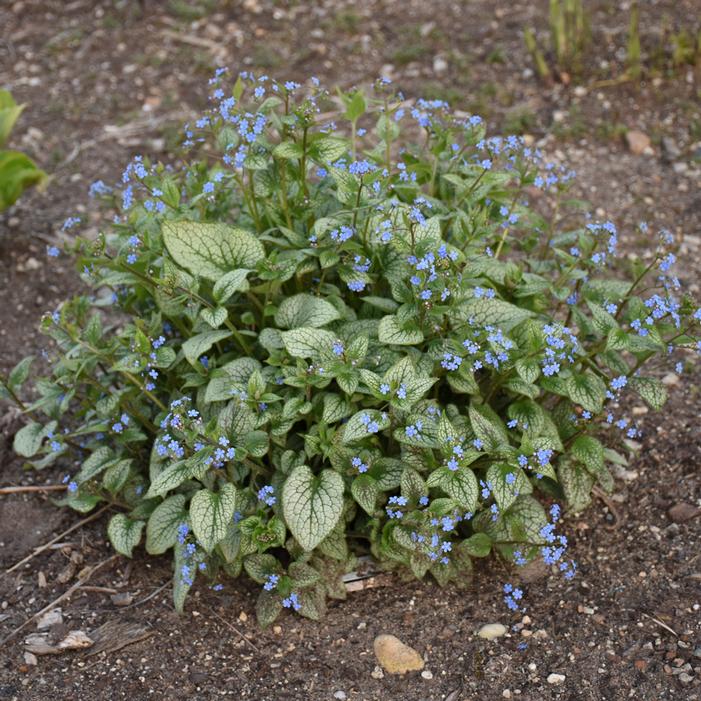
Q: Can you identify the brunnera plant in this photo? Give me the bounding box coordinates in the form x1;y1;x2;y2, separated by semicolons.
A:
4;71;700;626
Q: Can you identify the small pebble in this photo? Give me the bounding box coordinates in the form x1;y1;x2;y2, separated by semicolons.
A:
547;673;566;685
333;691;347;700
370;665;384;679
478;623;507;640
373;634;424;674
662;372;680;386
421;670;433;680
668;502;700;523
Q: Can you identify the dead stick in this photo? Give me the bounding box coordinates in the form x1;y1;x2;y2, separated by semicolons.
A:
4;505;110;575
78;585;118;595
210;610;261;654
123;581;169;610
0;485;66;494
0;555;120;647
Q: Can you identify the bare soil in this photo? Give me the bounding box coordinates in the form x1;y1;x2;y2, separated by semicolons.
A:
1;1;700;700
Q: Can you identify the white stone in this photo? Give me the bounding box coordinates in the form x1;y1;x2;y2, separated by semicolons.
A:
547;673;566;685
433;56;448;75
370;665;384;679
478;623;507;640
36;608;62;630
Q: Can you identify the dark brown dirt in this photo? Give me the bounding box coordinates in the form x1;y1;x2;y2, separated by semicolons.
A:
1;1;700;700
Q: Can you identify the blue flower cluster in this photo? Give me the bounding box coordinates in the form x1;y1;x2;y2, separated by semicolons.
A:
407;243;459;304
176;523;206;587
503;583;524;611
282;592;301;611
257;485;276;507
263;573;279;591
360;412;385;434
351;456;368;473
385;495;408;519
538;504;576;578
541;323;578;377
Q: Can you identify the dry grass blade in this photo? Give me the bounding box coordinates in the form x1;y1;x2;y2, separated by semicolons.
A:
641;612;678;637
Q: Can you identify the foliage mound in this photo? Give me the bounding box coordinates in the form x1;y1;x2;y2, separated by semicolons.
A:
6;72;700;625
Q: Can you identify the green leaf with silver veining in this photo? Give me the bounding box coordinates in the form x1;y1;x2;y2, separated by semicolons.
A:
146;494;188;555
107;513;144;558
282;465;344;551
275;294;340;329
189;483;237;553
162;220;265;281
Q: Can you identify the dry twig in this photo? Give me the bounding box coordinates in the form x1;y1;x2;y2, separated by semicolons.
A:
210;610;261;654
0;555;120;647
0;485;66;495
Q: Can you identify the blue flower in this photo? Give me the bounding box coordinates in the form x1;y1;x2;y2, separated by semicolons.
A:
351;456;368;473
610;375;627;391
441;352;462;371
177;523;189;544
122;186;134;210
282;592;301;611
348;160;376;176
89;180;111;197
263;574;279;591
258;485;276;507
330;225;354;243
347;279;366;292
